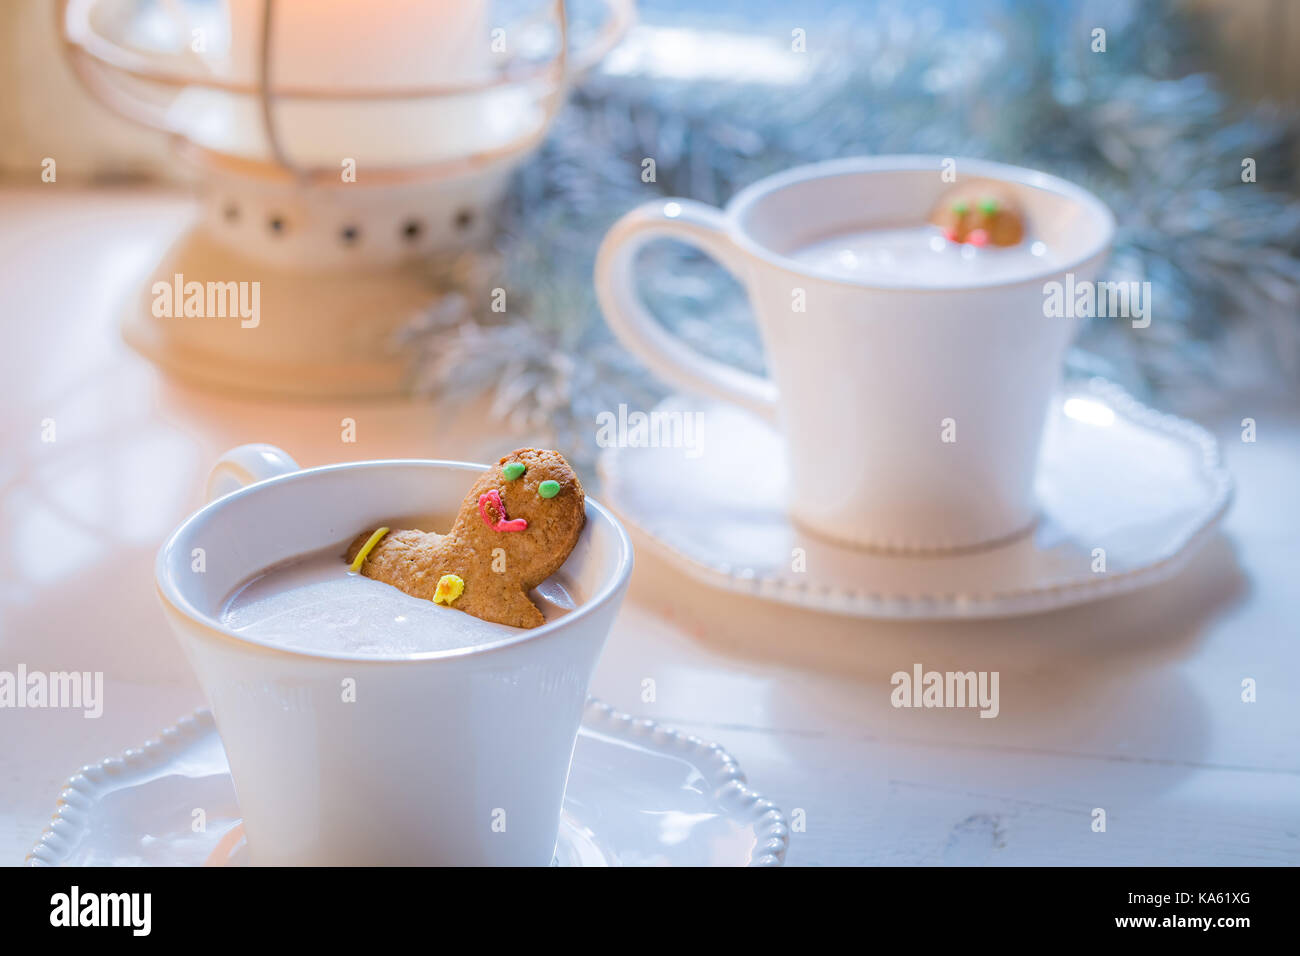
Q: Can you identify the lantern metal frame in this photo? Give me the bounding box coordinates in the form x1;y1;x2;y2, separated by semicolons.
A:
58;0;634;186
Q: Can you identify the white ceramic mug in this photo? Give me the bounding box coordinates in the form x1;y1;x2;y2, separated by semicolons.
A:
595;156;1115;551
157;444;633;865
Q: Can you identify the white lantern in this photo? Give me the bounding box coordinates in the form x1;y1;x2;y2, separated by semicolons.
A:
59;0;633;397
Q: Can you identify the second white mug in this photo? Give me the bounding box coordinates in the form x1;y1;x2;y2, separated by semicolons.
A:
595;156;1115;551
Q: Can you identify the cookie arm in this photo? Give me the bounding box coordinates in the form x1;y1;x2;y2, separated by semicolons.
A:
455;583;546;630
344;529;430;584
503;589;547;629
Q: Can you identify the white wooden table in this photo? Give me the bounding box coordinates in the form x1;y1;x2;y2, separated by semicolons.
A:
2;186;1298;866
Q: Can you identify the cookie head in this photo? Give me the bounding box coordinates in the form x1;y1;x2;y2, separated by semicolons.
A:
457;448;586;586
928;182;1025;247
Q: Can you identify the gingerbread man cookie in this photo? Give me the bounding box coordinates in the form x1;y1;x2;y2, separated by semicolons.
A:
928;183;1025;247
344;448;586;629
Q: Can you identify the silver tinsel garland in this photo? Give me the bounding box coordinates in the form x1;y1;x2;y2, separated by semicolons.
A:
404;0;1300;471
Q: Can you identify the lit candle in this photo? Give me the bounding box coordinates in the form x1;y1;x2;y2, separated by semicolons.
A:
174;1;540;167
220;0;492;90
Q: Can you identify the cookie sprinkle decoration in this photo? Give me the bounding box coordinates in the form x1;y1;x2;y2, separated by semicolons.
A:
478;489;528;532
348;527;390;572
432;574;465;605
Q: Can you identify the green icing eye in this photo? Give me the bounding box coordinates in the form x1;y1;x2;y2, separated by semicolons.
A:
502;462;526;480
951;201;969;216
978;197;998;215
538;479;560;499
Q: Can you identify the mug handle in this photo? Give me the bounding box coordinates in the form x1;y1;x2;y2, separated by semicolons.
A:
205;444;301;503
594;199;779;423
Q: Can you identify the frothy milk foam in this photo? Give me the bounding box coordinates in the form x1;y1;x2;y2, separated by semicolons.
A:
221;543;577;657
790;225;1059;285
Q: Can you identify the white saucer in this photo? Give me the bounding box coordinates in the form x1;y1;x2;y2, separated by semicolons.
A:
26;700;787;867
599;378;1232;620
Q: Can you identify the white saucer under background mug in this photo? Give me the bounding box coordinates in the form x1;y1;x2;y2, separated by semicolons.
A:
599;381;1233;619
156;444;633;865
595;156;1116;551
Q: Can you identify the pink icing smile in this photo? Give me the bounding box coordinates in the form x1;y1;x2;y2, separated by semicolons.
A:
478;489;528;532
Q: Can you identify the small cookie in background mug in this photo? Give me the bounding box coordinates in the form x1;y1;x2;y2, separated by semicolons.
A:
928;183;1025;247
344;448;586;629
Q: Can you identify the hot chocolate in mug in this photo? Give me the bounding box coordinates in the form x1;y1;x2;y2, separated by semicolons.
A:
157;444;633;865
595;156;1115;551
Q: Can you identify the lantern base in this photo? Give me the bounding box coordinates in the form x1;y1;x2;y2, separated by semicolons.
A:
121;228;440;399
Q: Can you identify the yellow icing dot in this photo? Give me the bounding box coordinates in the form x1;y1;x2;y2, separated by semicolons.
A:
349;527;390;572
433;573;465;605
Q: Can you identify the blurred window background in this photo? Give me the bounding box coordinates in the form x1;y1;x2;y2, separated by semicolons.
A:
3;0;1297;463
